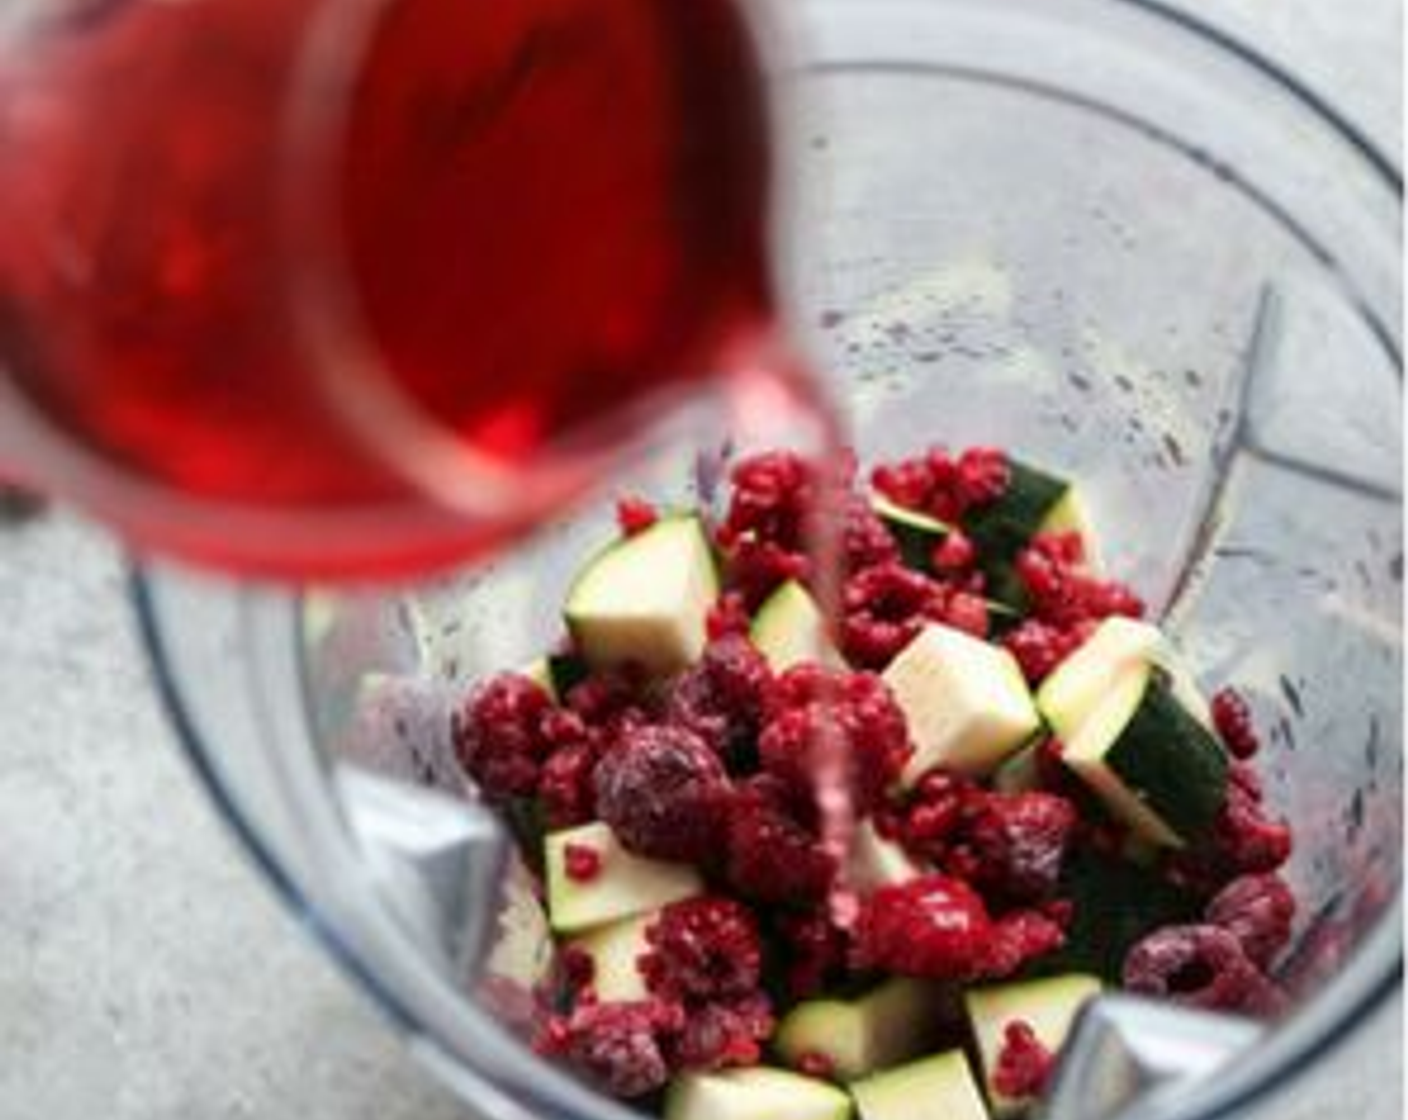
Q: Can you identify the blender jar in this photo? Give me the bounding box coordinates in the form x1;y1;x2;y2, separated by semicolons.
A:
131;1;1401;1118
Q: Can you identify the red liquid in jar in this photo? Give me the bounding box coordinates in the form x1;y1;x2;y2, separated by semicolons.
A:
0;0;775;575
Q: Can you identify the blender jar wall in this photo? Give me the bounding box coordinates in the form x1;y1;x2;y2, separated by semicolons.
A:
132;1;1400;1119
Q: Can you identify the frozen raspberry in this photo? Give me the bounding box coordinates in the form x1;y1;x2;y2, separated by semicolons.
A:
1123;925;1285;1016
666;636;773;765
1205;874;1297;969
539;741;599;828
872;458;937;512
594;725;729;863
982;909;1067;977
720;451;815;553
452;674;554;801
1168;780;1292;893
872;447;1009;523
992;1021;1055;1100
853;875;996;979
724;778;836;905
616;497;659;537
844;497;902;573
561;944;597;993
1212;688;1261;760
855;875;1063;980
960;791;1079;903
759;667;911;813
955;447;1011;508
669;993;775;1072
537;999;684;1098
931;530;977;574
564;842;603;883
706;591;752;641
643;897;763;1002
726;536;812;610
841;562;942;668
896;769;983;861
776;909;850;998
1003;620;1091;684
564;673;647;733
1015;536;1144;629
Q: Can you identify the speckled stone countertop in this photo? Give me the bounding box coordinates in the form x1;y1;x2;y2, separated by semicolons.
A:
0;2;1399;1117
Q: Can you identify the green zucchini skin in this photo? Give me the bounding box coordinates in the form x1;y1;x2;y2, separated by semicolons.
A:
1035;850;1201;981
964;460;1069;565
1104;672;1230;840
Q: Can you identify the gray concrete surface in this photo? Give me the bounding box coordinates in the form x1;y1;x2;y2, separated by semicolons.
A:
0;2;1400;1118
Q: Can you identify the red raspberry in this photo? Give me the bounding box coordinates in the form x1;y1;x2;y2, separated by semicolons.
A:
992;1021;1055;1100
982;909;1068;977
452;674;554;801
1212;688;1261;759
872;458;938;512
895;769;982;861
932;530;977;573
1003;620;1091;684
776;909;850;998
724;778;836;905
1167;780;1292;894
666;635;774;765
561;945;597;993
844;497;902;573
643;897;764;1002
537;999;685;1098
1123;925;1285;1016
564;842;603;883
721;451;815;553
852;875;996;979
706;591;752;641
855;875;1063;980
955;447;1011;508
669;993;775;1072
960;791;1079;903
841;562;943;668
539;740;599;829
1015;536;1145;630
594;725;730;863
616;497;659;537
1205;874;1297;969
564;674;647;733
726;536;812;611
759;667;912;814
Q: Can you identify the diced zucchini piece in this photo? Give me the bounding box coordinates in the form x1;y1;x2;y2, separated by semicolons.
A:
665;1067;853;1120
872;494;951;569
545;822;701;934
1037;618;1165;741
850;1050;989;1120
883;624;1041;782
1062;666;1229;847
569;913;654;1002
751;580;844;672
775;978;942;1080
564;516;719;678
846;820;924;893
966;975;1102;1117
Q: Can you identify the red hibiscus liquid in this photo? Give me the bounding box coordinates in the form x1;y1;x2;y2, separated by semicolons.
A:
0;0;775;576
